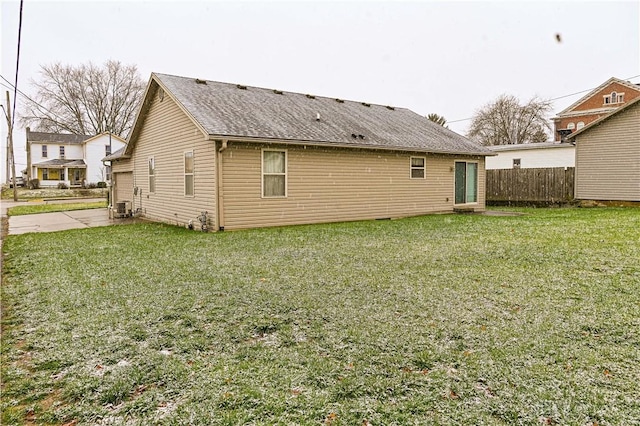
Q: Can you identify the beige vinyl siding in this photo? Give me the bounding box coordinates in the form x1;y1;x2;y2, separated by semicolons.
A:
575;102;640;201
131;86;217;227
114;172;133;205
220;142;485;230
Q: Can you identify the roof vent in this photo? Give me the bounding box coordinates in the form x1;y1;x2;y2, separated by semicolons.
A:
362;102;371;107
351;133;357;139
237;84;247;90
316;113;321;121
335;98;344;103
386;105;395;110
306;94;316;99
273;89;283;95
358;134;365;139
195;79;207;85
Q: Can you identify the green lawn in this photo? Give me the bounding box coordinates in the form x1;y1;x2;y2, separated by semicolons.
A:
1;208;639;425
1;187;107;200
7;201;108;216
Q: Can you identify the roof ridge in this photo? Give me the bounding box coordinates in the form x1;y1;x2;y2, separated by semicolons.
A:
154;72;403;111
555;77;640;117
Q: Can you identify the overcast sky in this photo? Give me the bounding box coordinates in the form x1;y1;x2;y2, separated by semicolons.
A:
1;0;639;180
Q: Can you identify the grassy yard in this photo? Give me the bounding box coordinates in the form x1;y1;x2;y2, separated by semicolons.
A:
1;208;639;425
1;187;107;200
7;201;108;216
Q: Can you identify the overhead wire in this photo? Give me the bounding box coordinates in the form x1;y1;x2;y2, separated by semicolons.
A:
0;73;63;124
448;73;640;124
12;0;24;129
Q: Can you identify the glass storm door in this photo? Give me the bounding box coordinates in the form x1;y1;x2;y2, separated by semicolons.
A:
455;162;478;204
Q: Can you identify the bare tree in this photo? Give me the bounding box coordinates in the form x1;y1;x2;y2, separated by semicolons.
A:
467;94;551;146
427;113;448;127
20;60;145;137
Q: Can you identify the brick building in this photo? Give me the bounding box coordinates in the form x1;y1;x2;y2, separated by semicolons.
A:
553;77;640;141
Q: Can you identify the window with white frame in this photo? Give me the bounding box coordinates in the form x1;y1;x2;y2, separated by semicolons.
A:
148;157;156;193
410;156;426;179
105;145;112;156
184;151;194;196
42;168;49;180
42;145;48;158
604;91;624;105
513;158;521;169
59;146;65;159
576;121;585;130
262;149;287;197
567;122;575;130
105;166;111;181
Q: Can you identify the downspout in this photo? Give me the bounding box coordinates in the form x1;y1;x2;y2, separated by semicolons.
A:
216;140;228;231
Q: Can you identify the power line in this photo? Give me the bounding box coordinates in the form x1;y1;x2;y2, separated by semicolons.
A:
12;0;24;129
448;74;640;124
0;73;63;125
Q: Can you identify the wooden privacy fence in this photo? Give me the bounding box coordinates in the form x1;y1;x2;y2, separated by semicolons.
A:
486;167;575;205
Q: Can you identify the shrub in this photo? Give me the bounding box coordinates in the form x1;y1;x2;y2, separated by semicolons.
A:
57;182;69;189
97;181;107;188
28;179;40;189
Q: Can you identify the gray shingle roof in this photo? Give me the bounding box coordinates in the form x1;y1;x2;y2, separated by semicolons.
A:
103;146;127;161
33;159;86;168
154;73;492;156
27;131;91;145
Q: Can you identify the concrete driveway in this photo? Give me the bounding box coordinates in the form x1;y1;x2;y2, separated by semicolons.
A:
1;199;140;236
8;208;126;235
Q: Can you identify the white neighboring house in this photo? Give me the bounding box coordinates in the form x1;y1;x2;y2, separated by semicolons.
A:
485;142;575;170
26;129;126;187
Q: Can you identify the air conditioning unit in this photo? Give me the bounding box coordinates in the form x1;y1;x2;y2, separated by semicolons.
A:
114;201;131;218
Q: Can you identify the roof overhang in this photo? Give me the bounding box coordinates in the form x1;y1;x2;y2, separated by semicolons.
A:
208;134;495;157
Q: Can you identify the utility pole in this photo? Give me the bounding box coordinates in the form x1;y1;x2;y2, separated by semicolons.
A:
5;91;18;201
5;135;10;184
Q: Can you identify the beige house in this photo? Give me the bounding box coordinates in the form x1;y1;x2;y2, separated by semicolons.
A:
568;96;640;202
109;73;492;230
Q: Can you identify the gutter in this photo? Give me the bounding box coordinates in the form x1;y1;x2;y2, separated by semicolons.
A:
208;134;493;157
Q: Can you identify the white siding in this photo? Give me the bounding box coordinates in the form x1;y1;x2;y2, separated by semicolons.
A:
486;146;575;169
84;135;126;183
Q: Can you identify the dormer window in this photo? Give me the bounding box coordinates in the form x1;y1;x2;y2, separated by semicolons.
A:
604;91;624;105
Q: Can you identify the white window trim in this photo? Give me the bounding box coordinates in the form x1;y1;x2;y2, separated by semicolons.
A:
42;145;48;158
454;160;479;206
410;156;426;179
59;145;65;159
148;156;156;194
184;150;194;197
603;91;625;105
261;148;288;198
